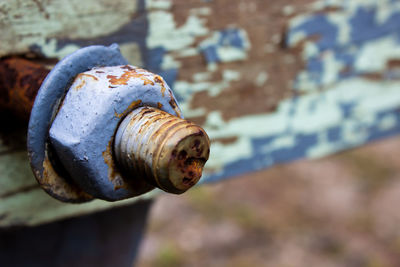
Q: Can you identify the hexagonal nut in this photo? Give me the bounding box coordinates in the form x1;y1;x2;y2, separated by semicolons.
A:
49;65;183;201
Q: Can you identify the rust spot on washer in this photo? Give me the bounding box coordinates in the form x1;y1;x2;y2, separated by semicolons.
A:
121;65;134;71
40;155;93;201
154;75;166;96
74;79;86;91
102;138;125;190
114;99;142;118
74;73;99;91
107;70;155;86
79;73;98;81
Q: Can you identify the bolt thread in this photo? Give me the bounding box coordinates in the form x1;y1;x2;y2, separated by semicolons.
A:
114;106;210;194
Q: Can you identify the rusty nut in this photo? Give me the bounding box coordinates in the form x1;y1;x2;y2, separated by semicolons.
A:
49;65;208;201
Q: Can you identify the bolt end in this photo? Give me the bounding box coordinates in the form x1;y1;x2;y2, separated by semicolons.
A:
114;107;210;194
155;125;210;193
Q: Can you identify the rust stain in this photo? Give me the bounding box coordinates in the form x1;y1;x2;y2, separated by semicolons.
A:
154;75;166;96
181;159;203;187
121;65;134;71
80;73;99;81
107;70;155;86
166;130;209;191
157;102;163;109
73;74;98;91
0;57;49;122
387;59;400;69
168;90;182;118
103;135;155;195
362;73;384;81
103;138;126;190
340;65;352;75
114;99;142;118
185;114;207;126
40;156;93;201
212;136;238;145
74;79;86;91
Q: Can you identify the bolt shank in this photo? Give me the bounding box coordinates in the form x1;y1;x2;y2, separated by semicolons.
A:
114;106;210;194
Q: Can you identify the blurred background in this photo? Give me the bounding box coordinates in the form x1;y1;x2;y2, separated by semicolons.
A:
137;135;400;267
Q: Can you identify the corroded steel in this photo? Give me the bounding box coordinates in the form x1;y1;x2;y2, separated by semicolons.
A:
115;106;210;194
5;44;210;204
0;58;49;122
49;63;204;201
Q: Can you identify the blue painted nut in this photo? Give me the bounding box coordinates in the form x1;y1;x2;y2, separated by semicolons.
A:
49;65;210;201
28;44;129;203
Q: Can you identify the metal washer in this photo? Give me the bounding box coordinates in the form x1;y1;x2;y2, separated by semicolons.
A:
27;44;128;202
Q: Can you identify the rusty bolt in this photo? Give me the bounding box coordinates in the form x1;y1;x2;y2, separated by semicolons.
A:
115;106;210;194
26;45;211;202
48;64;210;201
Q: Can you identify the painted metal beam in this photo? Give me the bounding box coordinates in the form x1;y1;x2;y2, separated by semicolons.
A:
1;0;400;226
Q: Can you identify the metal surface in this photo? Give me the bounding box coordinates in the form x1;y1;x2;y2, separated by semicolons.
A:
0;58;49;122
49;64;187;201
2;0;400;227
28;44;128;202
115;106;210;194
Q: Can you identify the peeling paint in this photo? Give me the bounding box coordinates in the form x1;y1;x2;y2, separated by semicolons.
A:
200;28;251;64
201;78;400;182
147;11;208;51
0;0;138;57
3;0;400;226
287;0;400;91
146;0;172;10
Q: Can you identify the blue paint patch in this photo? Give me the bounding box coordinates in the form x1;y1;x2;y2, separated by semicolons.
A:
205;132;318;183
350;7;400;45
271;134;319;162
144;47;165;70
202;46;219;64
288;14;339;51
219;28;246;48
200;28;249;63
366;109;400;142
142;47;178;94
339;102;355;118
288;3;400;90
349;7;379;43
327;127;341;142
204;106;400;184
385;70;400;80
